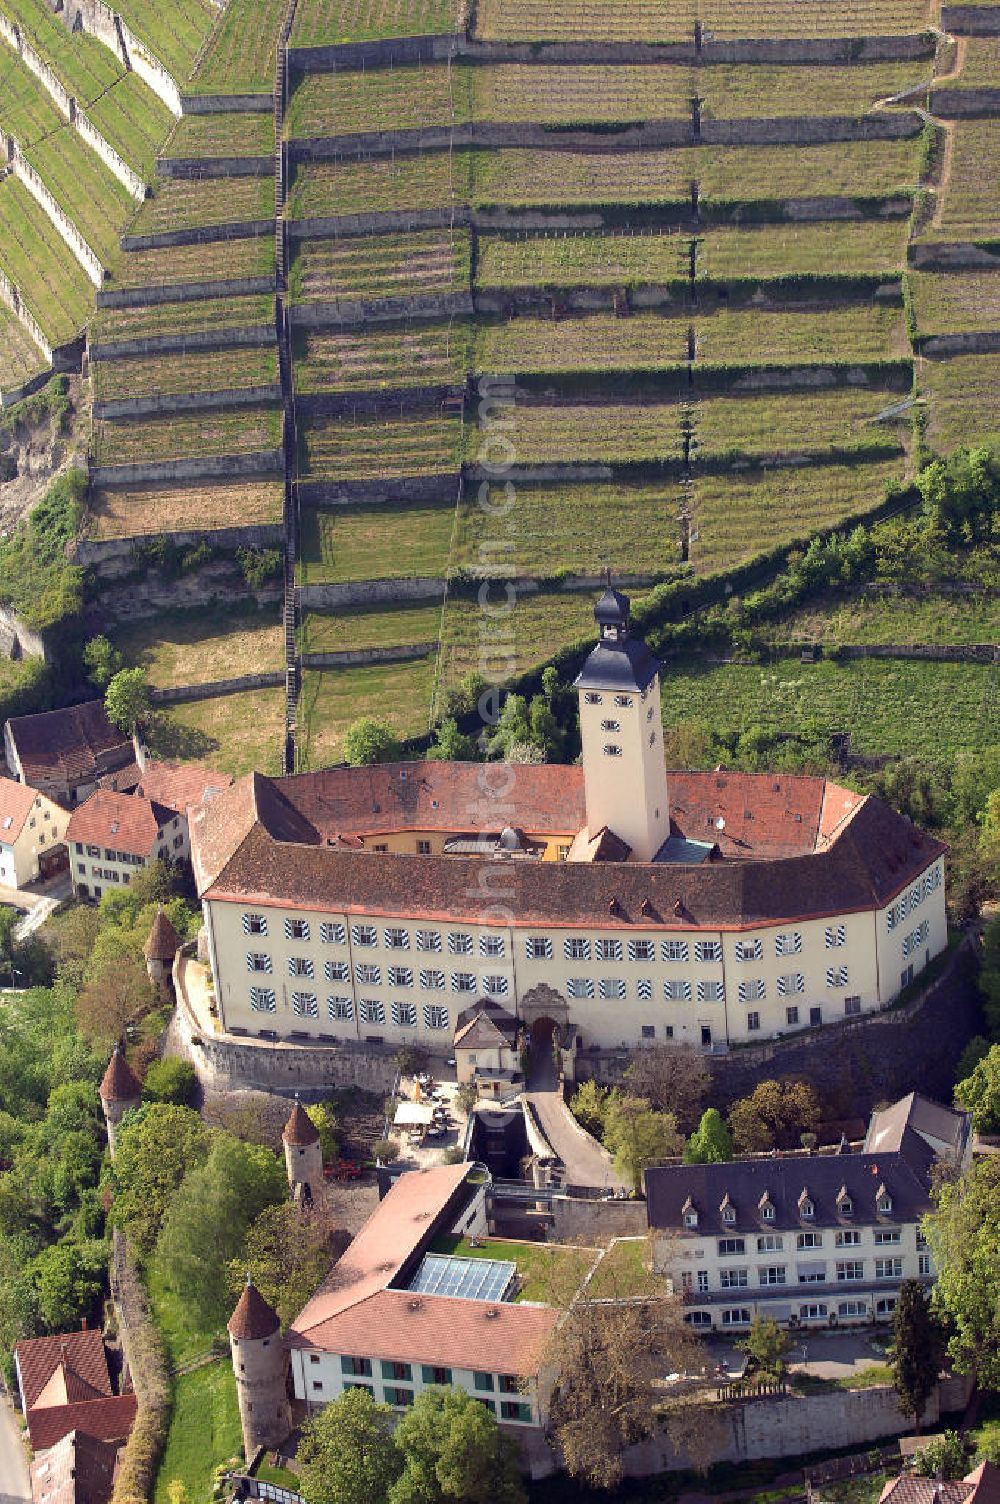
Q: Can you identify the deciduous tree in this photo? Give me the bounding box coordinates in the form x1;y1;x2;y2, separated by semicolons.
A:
625;1044;710;1134
728;1077;822;1154
227;1202;333;1328
390;1387;525;1504
111;1104;210;1257
684;1108;734;1165
298;1387;403;1504
738;1313;791;1377
344;718;401;767
602;1094;682;1194
891;1278;945;1429
75;951;152;1051
954;1043;1000;1133
925;1156;1000;1387
104;667;150;735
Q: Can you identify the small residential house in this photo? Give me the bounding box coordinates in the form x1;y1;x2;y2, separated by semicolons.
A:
4;701;133;807
285;1163;557;1430
645;1093;970;1334
0;774;69;887
453;998;521;1098
14;1327;136;1455
66;791;184;901
30;1429;121;1504
879;1461;1000;1504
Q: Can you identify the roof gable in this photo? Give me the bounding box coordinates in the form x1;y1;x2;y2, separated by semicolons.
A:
7;702;131;787
0;776;39;842
16;1330;111;1412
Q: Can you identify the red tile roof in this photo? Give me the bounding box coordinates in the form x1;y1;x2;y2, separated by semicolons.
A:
143;908;181;962
26;1394;136;1454
0;775;40;842
6;702;132;791
133;759;232;815
16;1331;111;1412
228;1278;280;1340
99;1045;141;1105
66;790;175;859
283;1099;320;1147
879;1462;1000;1504
34;1363;104;1408
30;1429;121;1504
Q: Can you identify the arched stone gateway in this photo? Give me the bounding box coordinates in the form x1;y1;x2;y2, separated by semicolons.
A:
530;1015;560;1051
519;983;570;1039
519;985;578;1084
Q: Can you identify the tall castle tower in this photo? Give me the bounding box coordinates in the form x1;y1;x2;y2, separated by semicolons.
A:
228;1276;291;1460
98;1044;142;1158
573;586;670;862
282;1095;323;1195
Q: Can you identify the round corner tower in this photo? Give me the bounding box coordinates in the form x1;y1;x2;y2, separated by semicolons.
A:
282;1095;323;1194
228;1276;291;1460
98;1043;142;1159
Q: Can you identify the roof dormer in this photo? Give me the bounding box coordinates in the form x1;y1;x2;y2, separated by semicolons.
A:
719;1192;736;1225
797;1188;815;1221
681;1195;699;1230
875;1184;893;1216
836;1185;854;1217
758;1191;775;1223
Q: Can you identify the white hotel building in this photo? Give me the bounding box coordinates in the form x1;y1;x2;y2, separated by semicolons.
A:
189;589;948;1059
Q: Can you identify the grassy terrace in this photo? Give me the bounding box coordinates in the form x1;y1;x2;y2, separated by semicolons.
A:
693;386;910;461
588;1239;664;1300
465;400;684;464
300;602;442;653
947;37;1000;89
658;657;999;764
699;220;909;279
938;119;1000;234
921;353;1000;452
93;346;279;402
114;606;283;688
473;0;694;42
88;479;284;539
0;0;121;101
451;481;686;575
115;236;276;289
287;153;461;220
93;404;282;464
151;687;286;776
86;75;173;183
297;501;455;582
0;45;64;142
431;1235;595;1304
91;294;275;344
188;0;287;94
298;660;435;771
128;177;275;236
153;1362;242;1504
697;0;931;36
763;589;1000;646
288;65;458;136
688;459;904;574
290;230;470;302
694;304;907;364
0;178;93;346
290;0;465;46
23;129;134;268
299;412;462;479
0;304;46;392
293;322;471;392
112;0;215;84
910;270;1000;334
478;230;691;290
700;61;930;118
436;590;599;699
163;112;274;159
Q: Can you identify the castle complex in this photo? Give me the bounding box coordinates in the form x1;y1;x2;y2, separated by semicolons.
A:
188;590;947;1061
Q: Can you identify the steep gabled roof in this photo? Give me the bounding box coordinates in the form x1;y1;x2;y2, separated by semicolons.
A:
228;1278;281;1340
98;1045;141;1106
866;1092;969;1158
143;908;181;963
26;1394;136;1454
6;702;131;789
16;1330;111;1412
34;1363;104;1410
133;760;232;816
0;775;40;842
66;791;174;859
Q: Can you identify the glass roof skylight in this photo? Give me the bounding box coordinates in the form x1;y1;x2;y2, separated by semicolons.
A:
408;1254;516;1303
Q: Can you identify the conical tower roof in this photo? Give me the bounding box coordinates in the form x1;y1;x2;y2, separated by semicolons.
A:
99;1043;142;1104
283;1095;320;1147
144;906;181;963
228;1276;280;1340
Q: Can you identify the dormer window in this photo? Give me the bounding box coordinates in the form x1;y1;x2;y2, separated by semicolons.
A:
720;1194;736;1226
836;1187;854;1217
798;1190;815;1221
876;1185;893;1216
682;1196;698;1230
758;1192;775;1223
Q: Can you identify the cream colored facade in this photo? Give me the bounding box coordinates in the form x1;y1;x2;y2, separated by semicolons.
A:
203;853;946;1051
0;791;69;888
71;813;189;901
289;1346;542;1427
578;675;669;862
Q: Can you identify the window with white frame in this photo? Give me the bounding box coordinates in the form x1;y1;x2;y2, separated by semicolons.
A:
738;979;766;1003
720;1268;748;1289
423;1005;449;1030
328;996;353;1020
451;973;476;993
836;1261;864;1282
356;963;381;986
838;1300;868;1318
526;937;552;960
480;935;505;958
360;999;385;1025
292;992;318;1018
825;924;846;949
758;1266;787;1286
250;987;277;1012
664;979;692;1002
416;930;442;952
629;939;656;962
388;966;413;988
695;941;722;963
567;978;595;999
483;975;509;996
637;977;653;1001
662;939;690;962
800;1303;828;1321
775;932;802;956
698;980;724;1003
873;1229;901;1245
736;938;763;962
243;913;268;936
449;933;473;955
246;952;272;974
564;937;591;961
325;959;349;982
392;1002;417;1027
384;928;410;950
797;1232;823;1249
289;957;314;978
420;969;446;990
757;1234;783;1252
600;978;626;1001
875;1257;903;1280
718;1237;745;1256
596;938;623;962
285;918;310;942
777;973;804;996
826;966;849;989
835;1230;861;1247
918;1253;931;1276
352;924;377;947
320;922;346;945
721;1308;752;1327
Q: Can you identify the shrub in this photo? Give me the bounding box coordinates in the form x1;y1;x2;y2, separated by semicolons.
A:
372;1138;399;1163
141;1058;198;1106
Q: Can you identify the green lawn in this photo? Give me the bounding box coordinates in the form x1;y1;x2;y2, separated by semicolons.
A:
187;0;286;93
297;660;436;769
154;1360;243;1504
431;1234;596;1305
299;603;442;653
922;353;1000;454
297;502;455;584
588;1238;666;1300
113;606;283;689
149;687;287;776
763;589;1000;647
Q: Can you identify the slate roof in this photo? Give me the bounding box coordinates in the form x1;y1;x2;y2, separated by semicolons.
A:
646;1111;940;1237
6;702;132;791
31;1428;121;1504
228;1278;281;1340
66;791;175;858
16;1331;112;1412
866;1092;969;1159
99;1045;141;1105
0;775;40;843
454;998;518;1050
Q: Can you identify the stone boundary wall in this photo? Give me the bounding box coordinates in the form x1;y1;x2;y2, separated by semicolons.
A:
76;521;283;568
931;86;1000;114
7;137;105;285
297;472;457;505
918;330;1000;357
834;641;1000;663
291;292;474;328
97;274;274;308
94;381;283;419
150;670;285;704
287;32;461;70
549;1197;647;1245
910;240;1000;270
0;365;51;408
72;0;183;114
941;3;1000;31
179;92;273;113
0;603;48;660
89;323;275;359
74;107;146;199
0;13;72;113
289;207;468;240
297;576;447;609
121;219;274;251
0;265;53;361
301;642;436;668
90;447;283;485
295;384;460;418
156;154;273;178
474;279;897;317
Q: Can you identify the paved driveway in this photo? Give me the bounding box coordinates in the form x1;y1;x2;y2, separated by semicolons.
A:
525;1089;629;1192
0;1386;30;1504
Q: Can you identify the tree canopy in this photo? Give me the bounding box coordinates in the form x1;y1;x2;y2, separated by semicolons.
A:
601;1094;682;1194
344;718;402;767
925;1155;1000;1387
891;1278;945;1427
684;1108;734;1165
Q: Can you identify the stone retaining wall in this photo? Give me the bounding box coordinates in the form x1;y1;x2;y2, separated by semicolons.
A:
74;106;146;199
97;274;274;308
918;330;1000;357
287;31;461;70
94;381;283;419
297;576;447;609
549;1197;647;1245
941;2;1000;31
89;323;275;359
178;92;274;113
931;86;1000;114
835;641;1000;663
301;642;436;668
909;240;1000;270
90;447;283;486
0;266;52;361
121;218;274;251
156;154;273;178
295;384;460;418
0;603;47;661
289;207;468;240
77;522;283;571
297;472;457;505
7;138;104;285
117;14;182;114
291;291;474;327
151;670;285;704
